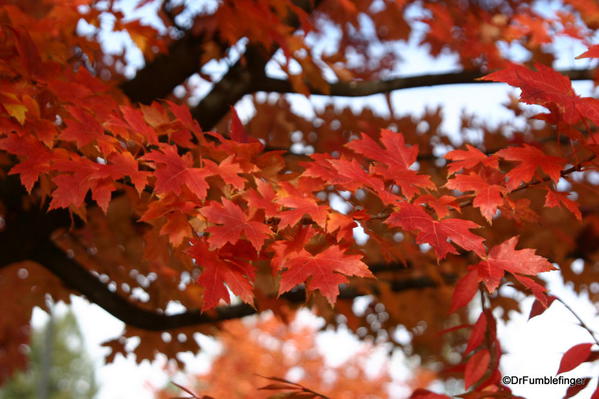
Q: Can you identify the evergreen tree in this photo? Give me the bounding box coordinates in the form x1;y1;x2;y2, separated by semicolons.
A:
0;310;97;399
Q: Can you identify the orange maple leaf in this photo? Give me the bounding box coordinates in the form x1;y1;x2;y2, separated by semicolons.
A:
446;173;505;222
386;203;486;259
200;199;272;251
188;240;255;311
143;144;211;200
276;245;373;305
496;144;566;190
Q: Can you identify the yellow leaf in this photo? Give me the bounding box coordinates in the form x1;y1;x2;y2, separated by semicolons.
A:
3;102;27;125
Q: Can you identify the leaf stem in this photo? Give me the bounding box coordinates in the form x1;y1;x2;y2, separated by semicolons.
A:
470;285;496;392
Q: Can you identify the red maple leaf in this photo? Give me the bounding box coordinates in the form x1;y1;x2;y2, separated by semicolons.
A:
0;133;53;192
464;349;490;389
496;144;566;190
166;100;200;133
480;63;599;128
528;295;557;320
576;44;599;59
302;154;399;204
139;194;197;222
108;151;149;194
346;129;418;168
326;211;358;243
245;179;280;219
475;236;555;292
204;155;246;190
372;164;435;200
445;144;499;175
446;173;505;222
301;153;339;182
575;97;599;127
544;189;581;220
277;195;329;229
142;144;211;200
188;240;255;311
276;245;373;305
49;173;89;210
465;312;487;354
449;268;479;313
346;130;433;199
328;157;380;191
200;199;272;251
120;104;159;145
414;194;459;219
229;106;254;143
48;153;146;212
303;154;386;194
513;274;551;306
159;212;192;247
61;105;105;147
386;203;486;259
563;378;592;399
271;226;319;274
481;63;580;123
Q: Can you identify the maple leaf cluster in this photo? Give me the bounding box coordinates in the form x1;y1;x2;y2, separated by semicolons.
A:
0;1;599;398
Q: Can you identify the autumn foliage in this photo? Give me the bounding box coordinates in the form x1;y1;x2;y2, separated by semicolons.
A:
157;314;392;399
1;0;599;398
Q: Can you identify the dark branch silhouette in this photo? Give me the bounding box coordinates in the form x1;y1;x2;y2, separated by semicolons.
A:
117;0;593;132
1;237;448;331
187;67;594;130
120;0;322;130
252;68;593;97
119;32;216;104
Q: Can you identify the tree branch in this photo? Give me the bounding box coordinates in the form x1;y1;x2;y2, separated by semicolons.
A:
0;174;447;332
117;0;593;129
4;237;445;332
191;44;269;130
191;67;593;130
119;32;215;104
555;297;599;346
27;239;258;330
120;0;322;128
253;68;594;97
189;0;324;130
458;153;597;208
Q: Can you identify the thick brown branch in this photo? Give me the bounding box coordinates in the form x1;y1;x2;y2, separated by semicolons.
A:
28;239;258;330
189;0;324;130
118;0;592;129
3;237;444;331
254;68;594;97
121;0;322;128
191;45;268;130
119;32;213;104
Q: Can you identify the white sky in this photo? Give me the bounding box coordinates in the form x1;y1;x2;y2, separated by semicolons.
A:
28;1;599;398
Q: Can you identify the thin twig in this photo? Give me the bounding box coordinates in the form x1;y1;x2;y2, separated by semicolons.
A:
555;297;599;346
459;153;597;208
